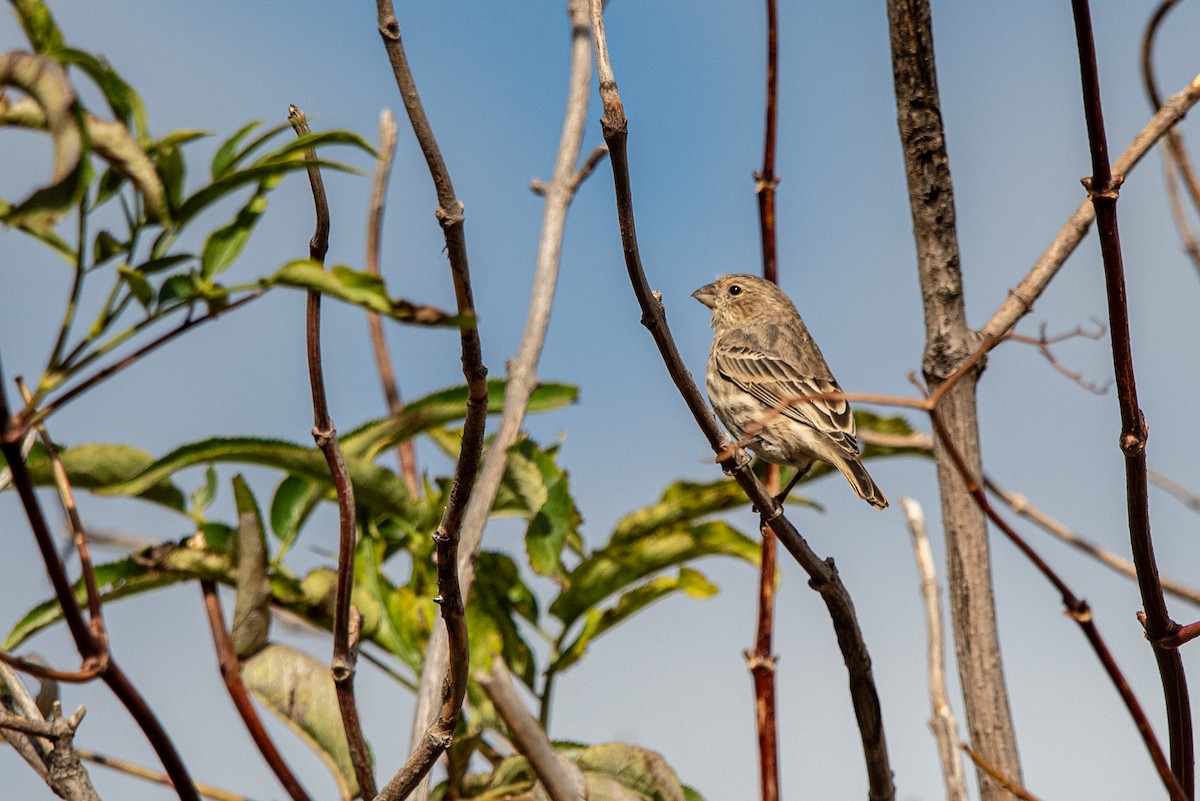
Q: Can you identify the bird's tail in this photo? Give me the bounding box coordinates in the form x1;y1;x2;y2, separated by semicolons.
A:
832;455;888;510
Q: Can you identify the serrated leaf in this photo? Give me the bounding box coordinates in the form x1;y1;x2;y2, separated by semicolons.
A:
356;537;431;672
468;552;538;688
200;184;270;278
10;442;185;511
576;743;687;801
4;555;195;650
231;475;271;658
553;568;717;674
550;521;758;628
241;643;359;799
94;436;410;518
264;261;471;326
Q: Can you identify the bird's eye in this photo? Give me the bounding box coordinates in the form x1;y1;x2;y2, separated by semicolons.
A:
728;285;742;296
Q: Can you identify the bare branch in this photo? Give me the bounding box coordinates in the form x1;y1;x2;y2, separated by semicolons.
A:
1150;468;1200;514
1069;1;1193;793
477;657;584;801
374;4;488;797
980;72;1200;340
0;703;99;801
363;109;420;495
987;477;1200;607
900;498;968;801
199;581;313;801
288;103;377;801
588;2;894;798
1005;321;1111;395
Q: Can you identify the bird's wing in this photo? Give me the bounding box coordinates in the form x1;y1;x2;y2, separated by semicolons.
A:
713;339;860;455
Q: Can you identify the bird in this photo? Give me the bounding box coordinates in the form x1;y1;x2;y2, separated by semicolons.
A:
692;273;887;510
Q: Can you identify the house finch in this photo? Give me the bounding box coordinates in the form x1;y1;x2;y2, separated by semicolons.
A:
693;273;887;510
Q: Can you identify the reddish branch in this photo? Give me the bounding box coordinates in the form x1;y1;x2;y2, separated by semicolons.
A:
587;3;893;798
374;4;486;798
288;104;377;801
199;581;313;801
363;109;420;496
0;368;201;801
748;2;781;801
1069;2;1194;796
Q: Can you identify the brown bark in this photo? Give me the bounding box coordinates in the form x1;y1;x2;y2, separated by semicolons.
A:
886;2;1022;798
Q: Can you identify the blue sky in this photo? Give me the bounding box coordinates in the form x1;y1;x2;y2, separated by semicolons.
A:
5;2;1200;800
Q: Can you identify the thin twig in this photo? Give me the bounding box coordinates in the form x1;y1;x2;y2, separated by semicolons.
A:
363;109;419;495
1141;0;1200;276
199;581;313;801
1149;468;1200;514
287;103;377;801
407;0;595;778
78;749;250;801
1005;321;1111;394
17;379;105;629
961;745;1043;801
26;291;264;429
987;477;1200;607
980;72;1200;341
588;3;894;798
0;365;200;801
1069;2;1193;794
477;657;583;801
927;409;1186;801
900;498;968;801
374;6;486;799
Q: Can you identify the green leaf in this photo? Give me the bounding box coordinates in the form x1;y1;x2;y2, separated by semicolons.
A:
468;552;538;687
211;120;263;179
553;568;717;674
156;271;199;307
155;144;186;214
175;157;359;226
92;230;124;265
117;265;153;309
137;253;193;275
4;553;203;650
10;0;66;54
190;466;220;514
355;536;432;672
503;439;578;581
251;130;376;167
0;52;85;228
10;442;185;511
263;261;472;326
241;643;359;799
200;183;271;278
95;437;411;518
575;743;688;801
58;47;149;141
550;521;758;629
343;380;579;463
211;119;293;179
231;475;271;658
269;475;324;552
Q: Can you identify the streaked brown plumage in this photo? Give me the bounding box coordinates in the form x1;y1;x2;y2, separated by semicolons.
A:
693;273;887;509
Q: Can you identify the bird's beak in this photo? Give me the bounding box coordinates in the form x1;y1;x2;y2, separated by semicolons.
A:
691;284;716;309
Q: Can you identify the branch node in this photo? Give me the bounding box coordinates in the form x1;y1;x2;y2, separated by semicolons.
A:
435;203;465;229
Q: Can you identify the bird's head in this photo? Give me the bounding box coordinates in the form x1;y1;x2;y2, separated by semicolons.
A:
691;273;793;327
